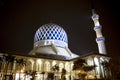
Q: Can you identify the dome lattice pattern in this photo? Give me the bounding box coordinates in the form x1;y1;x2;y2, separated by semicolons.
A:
34;23;68;43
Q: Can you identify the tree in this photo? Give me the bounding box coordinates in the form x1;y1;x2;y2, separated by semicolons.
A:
73;59;86;70
52;64;59;71
0;56;3;73
0;56;4;80
52;64;59;80
73;58;96;80
2;54;15;80
31;70;37;80
101;60;111;79
15;58;26;80
4;55;14;74
82;65;95;79
41;71;45;80
73;59;86;79
61;68;66;80
24;70;37;80
108;57;120;80
47;72;54;80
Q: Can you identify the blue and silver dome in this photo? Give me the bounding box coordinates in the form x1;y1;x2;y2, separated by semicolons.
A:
34;23;68;47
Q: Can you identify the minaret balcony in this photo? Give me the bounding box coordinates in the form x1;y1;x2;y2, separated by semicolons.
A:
94;26;102;30
96;37;105;41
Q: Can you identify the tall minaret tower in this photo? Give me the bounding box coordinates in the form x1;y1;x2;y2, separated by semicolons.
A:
91;8;107;55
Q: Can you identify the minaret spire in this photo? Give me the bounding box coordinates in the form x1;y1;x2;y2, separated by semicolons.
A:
91;0;107;54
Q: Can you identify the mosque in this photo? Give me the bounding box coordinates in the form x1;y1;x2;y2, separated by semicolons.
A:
0;9;111;80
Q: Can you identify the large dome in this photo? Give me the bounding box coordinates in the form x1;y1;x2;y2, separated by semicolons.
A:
34;23;68;47
29;23;79;59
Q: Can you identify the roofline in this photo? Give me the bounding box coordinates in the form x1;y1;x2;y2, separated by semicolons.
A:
0;51;110;61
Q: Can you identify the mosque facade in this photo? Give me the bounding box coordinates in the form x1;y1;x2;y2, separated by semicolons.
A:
0;11;111;80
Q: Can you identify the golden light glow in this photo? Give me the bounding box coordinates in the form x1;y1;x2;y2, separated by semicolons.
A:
52;61;56;66
37;59;42;64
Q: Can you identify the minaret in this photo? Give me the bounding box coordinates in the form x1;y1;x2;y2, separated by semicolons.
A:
91;9;107;55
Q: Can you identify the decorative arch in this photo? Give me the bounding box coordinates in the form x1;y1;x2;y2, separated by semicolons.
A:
45;61;50;72
94;57;100;75
87;56;94;66
37;59;43;72
65;62;70;72
52;61;57;66
26;60;32;71
59;62;64;72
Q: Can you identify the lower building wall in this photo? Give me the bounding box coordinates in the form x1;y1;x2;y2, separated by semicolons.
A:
0;53;111;80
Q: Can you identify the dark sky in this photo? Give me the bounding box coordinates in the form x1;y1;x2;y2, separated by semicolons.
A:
0;0;119;56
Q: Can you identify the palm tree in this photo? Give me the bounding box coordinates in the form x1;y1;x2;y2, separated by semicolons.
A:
48;72;54;80
25;70;37;80
109;58;120;80
0;55;6;80
2;54;15;80
15;58;26;80
31;70;37;80
0;56;3;73
73;59;86;70
61;68;66;80
101;60;111;80
52;64;59;80
8;55;15;74
24;70;29;80
82;65;96;79
8;55;15;80
52;64;59;72
0;56;4;80
41;71;45;80
73;58;86;79
3;54;10;75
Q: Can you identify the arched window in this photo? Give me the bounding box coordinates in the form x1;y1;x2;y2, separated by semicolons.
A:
37;59;42;72
45;61;50;72
52;61;56;66
26;61;32;71
100;57;105;77
94;57;100;75
65;62;70;72
87;57;94;65
59;62;64;72
87;57;94;74
71;63;74;71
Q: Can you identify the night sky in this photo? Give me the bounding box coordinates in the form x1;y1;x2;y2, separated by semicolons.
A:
0;0;119;56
